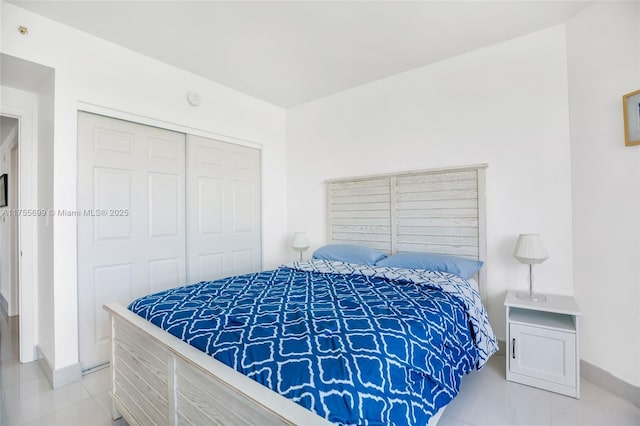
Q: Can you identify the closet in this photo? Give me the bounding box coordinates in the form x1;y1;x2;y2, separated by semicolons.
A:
77;112;261;370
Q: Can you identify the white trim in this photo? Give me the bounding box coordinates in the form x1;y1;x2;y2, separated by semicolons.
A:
52;362;83;388
1;101;38;363
325;163;489;183
36;345;53;385
0;293;9;316
76;101;263;151
499;341;639;408
581;359;640;408
36;345;82;389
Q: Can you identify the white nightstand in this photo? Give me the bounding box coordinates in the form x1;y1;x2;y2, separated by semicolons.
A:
504;291;581;398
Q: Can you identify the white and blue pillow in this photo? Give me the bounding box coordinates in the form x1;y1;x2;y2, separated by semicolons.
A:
312;244;387;266
312;244;483;280
376;252;483;279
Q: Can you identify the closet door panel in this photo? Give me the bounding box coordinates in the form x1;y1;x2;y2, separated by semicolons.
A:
232;250;255;276
198;253;225;281
93;168;132;240
148;257;182;294
93;264;133;344
198;177;224;234
187;135;261;283
78;112;186;370
78;114;261;370
148;172;181;238
232;180;255;232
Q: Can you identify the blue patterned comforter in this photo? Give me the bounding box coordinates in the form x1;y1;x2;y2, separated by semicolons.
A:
128;259;498;425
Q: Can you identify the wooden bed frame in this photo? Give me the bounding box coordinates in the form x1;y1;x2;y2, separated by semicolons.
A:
326;164;488;299
105;164;487;425
104;303;332;425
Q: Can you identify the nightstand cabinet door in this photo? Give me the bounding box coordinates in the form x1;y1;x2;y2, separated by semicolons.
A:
509;323;576;386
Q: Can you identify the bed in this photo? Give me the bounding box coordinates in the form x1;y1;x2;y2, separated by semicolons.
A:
105;164;496;425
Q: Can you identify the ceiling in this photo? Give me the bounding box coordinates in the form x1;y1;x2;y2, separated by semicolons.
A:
9;1;591;108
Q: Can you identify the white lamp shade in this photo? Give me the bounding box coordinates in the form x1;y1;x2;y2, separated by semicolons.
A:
291;232;310;251
513;234;548;264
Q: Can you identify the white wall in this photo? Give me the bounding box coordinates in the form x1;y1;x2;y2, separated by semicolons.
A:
1;2;288;371
567;1;640;387
287;26;574;341
37;74;55;366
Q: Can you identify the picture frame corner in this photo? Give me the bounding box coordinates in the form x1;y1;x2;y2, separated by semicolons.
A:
623;89;640;147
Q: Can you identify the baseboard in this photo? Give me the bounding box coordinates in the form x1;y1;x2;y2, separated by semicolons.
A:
36;346;54;386
0;293;8;316
580;360;640;408
497;341;638;408
36;346;82;389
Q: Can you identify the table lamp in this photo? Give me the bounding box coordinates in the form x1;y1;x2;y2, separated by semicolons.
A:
513;233;548;302
291;232;310;261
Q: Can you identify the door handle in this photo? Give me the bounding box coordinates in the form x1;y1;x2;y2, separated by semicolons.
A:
512;338;516;359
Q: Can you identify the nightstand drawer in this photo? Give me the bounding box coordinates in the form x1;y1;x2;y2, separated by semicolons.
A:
509;323;576;386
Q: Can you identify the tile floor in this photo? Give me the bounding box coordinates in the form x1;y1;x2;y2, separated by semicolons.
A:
1;308;639;425
0;312;125;426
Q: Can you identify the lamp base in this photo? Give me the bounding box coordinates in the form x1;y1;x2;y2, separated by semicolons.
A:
516;291;547;302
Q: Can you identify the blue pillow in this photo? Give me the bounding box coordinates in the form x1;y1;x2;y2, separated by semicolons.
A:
312;244;387;266
375;252;483;279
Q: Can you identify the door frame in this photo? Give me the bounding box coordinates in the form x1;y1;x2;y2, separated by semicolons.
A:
1;106;38;363
76;102;262;150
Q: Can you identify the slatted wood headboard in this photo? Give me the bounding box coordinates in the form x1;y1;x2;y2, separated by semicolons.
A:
327;164;487;299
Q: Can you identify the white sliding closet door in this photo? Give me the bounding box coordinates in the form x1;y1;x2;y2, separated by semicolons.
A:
186;135;261;283
77;112;186;370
